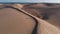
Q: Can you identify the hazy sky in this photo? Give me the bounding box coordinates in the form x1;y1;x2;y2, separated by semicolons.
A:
40;0;60;3
0;0;60;3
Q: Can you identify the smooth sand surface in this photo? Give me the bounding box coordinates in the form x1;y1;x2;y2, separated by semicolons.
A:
0;8;35;34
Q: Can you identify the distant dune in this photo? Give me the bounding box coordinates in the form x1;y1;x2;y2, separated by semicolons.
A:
22;3;60;28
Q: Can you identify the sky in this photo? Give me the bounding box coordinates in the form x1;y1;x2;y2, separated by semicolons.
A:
0;0;60;3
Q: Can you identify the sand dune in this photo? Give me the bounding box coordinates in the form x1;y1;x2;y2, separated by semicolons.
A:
0;4;60;34
22;3;60;28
